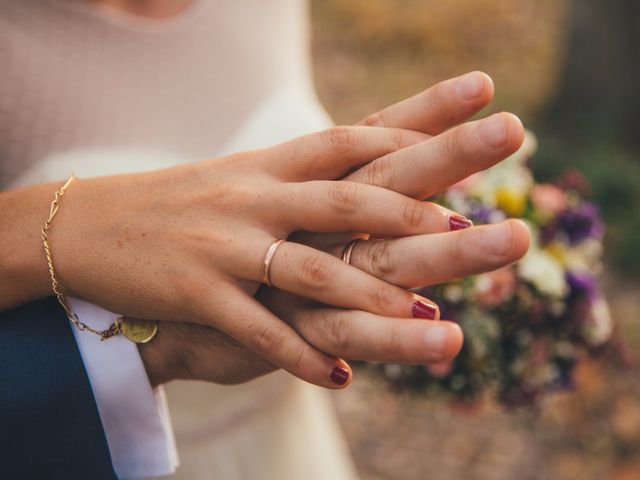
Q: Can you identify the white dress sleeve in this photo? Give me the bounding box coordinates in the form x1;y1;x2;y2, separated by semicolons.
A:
68;298;179;479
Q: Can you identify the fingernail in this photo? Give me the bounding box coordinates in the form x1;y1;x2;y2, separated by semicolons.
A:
329;366;350;386
449;215;473;231
411;298;439;320
456;72;484;100
478;221;513;257
424;325;450;360
477;114;507;148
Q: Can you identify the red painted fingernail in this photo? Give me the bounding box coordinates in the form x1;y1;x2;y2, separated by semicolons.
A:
449;215;473;231
329;366;350;386
412;300;438;320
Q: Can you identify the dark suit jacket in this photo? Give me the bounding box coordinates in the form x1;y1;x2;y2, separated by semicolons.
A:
0;297;117;479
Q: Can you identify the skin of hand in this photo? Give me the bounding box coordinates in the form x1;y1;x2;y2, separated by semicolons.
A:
138;72;531;388
3;111;471;387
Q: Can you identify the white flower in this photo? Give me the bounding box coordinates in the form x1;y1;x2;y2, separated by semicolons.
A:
443;284;464;303
514;130;539;161
518;247;568;298
444;189;474;217
563;238;604;274
585;297;613;346
488;209;507;224
384;363;403;380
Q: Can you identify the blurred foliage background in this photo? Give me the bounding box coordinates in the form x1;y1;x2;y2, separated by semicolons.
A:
310;1;640;479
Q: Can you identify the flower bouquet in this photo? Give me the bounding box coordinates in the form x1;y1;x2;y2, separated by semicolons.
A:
378;132;616;408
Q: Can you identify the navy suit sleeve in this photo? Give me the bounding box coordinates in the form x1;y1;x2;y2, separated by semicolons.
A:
0;297;117;480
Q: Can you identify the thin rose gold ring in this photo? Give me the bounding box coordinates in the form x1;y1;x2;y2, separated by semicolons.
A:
341;238;362;265
261;239;285;287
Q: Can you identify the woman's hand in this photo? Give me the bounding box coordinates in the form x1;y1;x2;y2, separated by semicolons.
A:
138;72;531;388
30;122;473;387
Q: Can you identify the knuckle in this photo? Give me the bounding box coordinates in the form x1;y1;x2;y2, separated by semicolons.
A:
286;343;307;375
381;326;405;361
322;126;359;154
361;111;385;127
401;199;425;229
389;128;408;150
299;253;334;290
363;159;392;190
450;125;473;157
367;240;396;279
369;282;395;313
447;233;464;263
252;323;286;354
437;131;457;158
287;307;311;331
327;311;351;353
327;181;362;215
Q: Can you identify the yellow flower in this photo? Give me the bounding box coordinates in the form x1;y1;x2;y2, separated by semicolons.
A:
495;186;527;217
545;242;568;266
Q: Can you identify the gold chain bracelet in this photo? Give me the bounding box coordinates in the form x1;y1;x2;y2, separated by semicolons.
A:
41;175;157;343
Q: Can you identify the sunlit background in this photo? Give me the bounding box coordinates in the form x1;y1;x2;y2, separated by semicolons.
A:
311;1;640;479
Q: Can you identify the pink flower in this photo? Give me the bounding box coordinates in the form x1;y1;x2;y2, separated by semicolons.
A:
474;267;517;307
556;168;592;196
531;183;568;216
426;362;453;377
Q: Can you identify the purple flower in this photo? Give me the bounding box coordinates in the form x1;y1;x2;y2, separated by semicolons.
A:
540;221;560;245
567;272;599;301
469;205;502;225
557;202;604;244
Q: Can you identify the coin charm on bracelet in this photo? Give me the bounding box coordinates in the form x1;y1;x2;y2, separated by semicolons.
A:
118;317;159;344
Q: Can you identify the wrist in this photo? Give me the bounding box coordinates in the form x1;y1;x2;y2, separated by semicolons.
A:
46;175;105;298
0;182;66;310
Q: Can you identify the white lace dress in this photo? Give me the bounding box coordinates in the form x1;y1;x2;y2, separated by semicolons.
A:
0;1;358;478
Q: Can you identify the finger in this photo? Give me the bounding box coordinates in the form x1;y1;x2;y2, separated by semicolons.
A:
288;205;471;251
346;112;525;199
262;126;428;182
356;71;494;135
260;181;472;236
341;220;531;289
142;320;278;385
292;309;463;364
190;283;354;389
267;241;441;320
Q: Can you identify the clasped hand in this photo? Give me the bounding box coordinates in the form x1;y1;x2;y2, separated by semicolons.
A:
52;72;530;388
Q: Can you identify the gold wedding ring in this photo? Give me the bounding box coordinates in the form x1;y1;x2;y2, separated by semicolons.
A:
341;238;361;265
261;239;285;287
